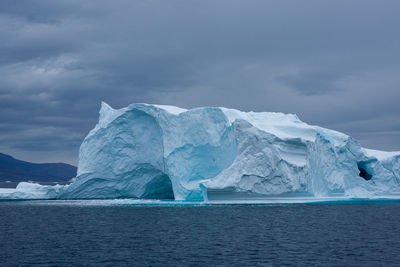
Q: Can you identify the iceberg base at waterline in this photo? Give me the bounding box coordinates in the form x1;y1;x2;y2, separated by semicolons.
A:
1;103;400;202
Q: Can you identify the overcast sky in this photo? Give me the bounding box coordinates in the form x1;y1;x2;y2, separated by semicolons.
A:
0;0;399;165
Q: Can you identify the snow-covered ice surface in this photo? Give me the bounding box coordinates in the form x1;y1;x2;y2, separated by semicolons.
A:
1;102;400;203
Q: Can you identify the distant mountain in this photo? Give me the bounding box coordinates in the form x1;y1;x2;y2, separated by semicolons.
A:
0;153;77;182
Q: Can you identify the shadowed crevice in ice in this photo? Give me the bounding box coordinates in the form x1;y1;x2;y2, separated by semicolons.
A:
357;162;372;181
142;174;174;200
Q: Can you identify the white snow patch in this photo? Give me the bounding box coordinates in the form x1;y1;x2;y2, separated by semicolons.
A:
220;107;316;141
363;148;400;161
153;104;187;115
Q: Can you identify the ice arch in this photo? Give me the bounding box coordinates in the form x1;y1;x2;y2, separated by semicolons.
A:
60;107;173;199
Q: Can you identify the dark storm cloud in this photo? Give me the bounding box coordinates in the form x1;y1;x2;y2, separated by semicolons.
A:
0;0;399;165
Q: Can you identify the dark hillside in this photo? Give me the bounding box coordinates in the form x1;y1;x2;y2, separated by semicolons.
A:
0;153;76;182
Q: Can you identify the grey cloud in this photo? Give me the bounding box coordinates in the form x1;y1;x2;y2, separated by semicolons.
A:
0;0;399;165
276;71;348;96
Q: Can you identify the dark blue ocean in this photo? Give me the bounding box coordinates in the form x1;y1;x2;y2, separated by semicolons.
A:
1;201;400;266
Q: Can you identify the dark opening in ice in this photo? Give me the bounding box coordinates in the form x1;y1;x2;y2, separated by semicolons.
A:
357;162;372;181
142;174;175;200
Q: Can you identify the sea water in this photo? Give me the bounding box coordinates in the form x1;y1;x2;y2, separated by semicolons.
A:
1;201;400;266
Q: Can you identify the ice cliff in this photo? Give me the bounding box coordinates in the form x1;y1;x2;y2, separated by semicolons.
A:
2;103;400;201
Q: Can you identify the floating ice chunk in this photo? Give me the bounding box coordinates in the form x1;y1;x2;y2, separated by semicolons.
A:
2;103;400;201
0;182;63;199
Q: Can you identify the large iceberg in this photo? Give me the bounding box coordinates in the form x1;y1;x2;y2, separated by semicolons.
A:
2;103;400;201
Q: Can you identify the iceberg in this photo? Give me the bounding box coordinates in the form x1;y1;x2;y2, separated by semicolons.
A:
1;102;400;202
